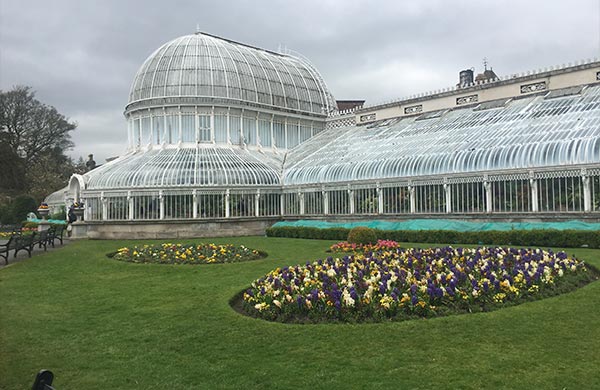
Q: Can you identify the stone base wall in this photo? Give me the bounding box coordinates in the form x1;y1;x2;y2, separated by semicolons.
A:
71;218;279;240
69;213;600;240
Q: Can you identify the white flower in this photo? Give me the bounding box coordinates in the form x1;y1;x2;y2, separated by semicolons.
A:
342;290;355;307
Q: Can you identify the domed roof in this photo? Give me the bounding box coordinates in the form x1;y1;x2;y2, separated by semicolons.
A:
85;146;283;189
127;32;336;116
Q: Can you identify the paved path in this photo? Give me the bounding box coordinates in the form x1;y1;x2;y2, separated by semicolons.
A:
0;236;70;269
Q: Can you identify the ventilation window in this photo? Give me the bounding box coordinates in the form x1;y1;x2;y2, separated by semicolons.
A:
545;85;585;100
474;98;510;111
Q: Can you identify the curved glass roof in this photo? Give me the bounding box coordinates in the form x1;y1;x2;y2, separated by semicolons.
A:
85;146;283;189
283;85;600;185
45;186;68;204
128;33;336;115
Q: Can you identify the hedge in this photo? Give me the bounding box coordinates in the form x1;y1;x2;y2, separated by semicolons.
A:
265;226;600;249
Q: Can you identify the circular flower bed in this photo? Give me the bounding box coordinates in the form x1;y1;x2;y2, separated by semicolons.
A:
110;243;266;264
242;247;597;322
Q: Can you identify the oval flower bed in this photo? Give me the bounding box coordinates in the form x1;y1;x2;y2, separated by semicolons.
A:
111;243;266;264
242;247;597;322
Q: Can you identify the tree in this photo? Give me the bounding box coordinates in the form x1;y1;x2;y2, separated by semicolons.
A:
0;136;26;191
26;147;76;202
0;86;77;199
0;86;76;165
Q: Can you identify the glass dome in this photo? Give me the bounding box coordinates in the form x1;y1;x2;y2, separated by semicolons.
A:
127;32;336;116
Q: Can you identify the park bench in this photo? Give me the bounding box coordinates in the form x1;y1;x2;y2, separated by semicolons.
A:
33;229;50;251
0;231;36;265
47;225;65;246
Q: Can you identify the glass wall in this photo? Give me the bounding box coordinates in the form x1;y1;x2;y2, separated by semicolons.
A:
128;108;324;149
451;182;486;213
492;180;531;213
82;170;600;221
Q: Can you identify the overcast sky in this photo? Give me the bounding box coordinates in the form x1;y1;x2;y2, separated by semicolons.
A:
1;0;599;163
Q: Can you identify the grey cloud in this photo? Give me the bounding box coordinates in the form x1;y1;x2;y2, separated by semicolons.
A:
1;0;598;163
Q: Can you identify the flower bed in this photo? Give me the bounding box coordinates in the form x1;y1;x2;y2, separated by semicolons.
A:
111;243;266;264
242;247;596;322
0;227;37;238
329;239;400;253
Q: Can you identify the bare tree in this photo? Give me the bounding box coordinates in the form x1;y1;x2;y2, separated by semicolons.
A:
0;86;76;165
0;86;77;199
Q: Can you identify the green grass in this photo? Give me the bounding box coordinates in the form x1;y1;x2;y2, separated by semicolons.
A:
1;237;599;389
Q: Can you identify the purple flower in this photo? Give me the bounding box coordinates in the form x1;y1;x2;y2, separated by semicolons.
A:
310;289;319;301
435;287;443;298
379;283;387;295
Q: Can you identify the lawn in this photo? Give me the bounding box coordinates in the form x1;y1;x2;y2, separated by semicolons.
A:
1;237;599;389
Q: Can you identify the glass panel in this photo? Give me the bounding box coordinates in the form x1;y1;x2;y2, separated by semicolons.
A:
164;194;193;219
274;121;285;148
106;197;129;220
354;188;378;214
382;187;410;214
214;115;227;143
182;115;195;142
166;115;178;144
230;115;241;145
258;119;271;147
198;115;211;142
153;115;163;144
243;117;256;145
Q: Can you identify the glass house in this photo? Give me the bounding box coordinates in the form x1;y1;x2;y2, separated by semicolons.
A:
53;32;600;232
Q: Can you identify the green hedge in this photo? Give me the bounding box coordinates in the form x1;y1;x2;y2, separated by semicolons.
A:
265;226;600;249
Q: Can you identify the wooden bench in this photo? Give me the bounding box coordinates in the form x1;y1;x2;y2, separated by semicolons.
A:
0;232;36;265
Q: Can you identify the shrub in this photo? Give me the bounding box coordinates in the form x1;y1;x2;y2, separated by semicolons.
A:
0;203;14;224
10;195;37;223
347;227;377;245
22;221;39;229
265;226;600;249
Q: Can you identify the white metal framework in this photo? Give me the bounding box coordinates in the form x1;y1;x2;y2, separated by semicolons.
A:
284;86;600;185
128;33;336;117
47;33;600;223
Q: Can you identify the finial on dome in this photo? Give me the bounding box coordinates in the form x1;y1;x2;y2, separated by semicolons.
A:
195;24;201;34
